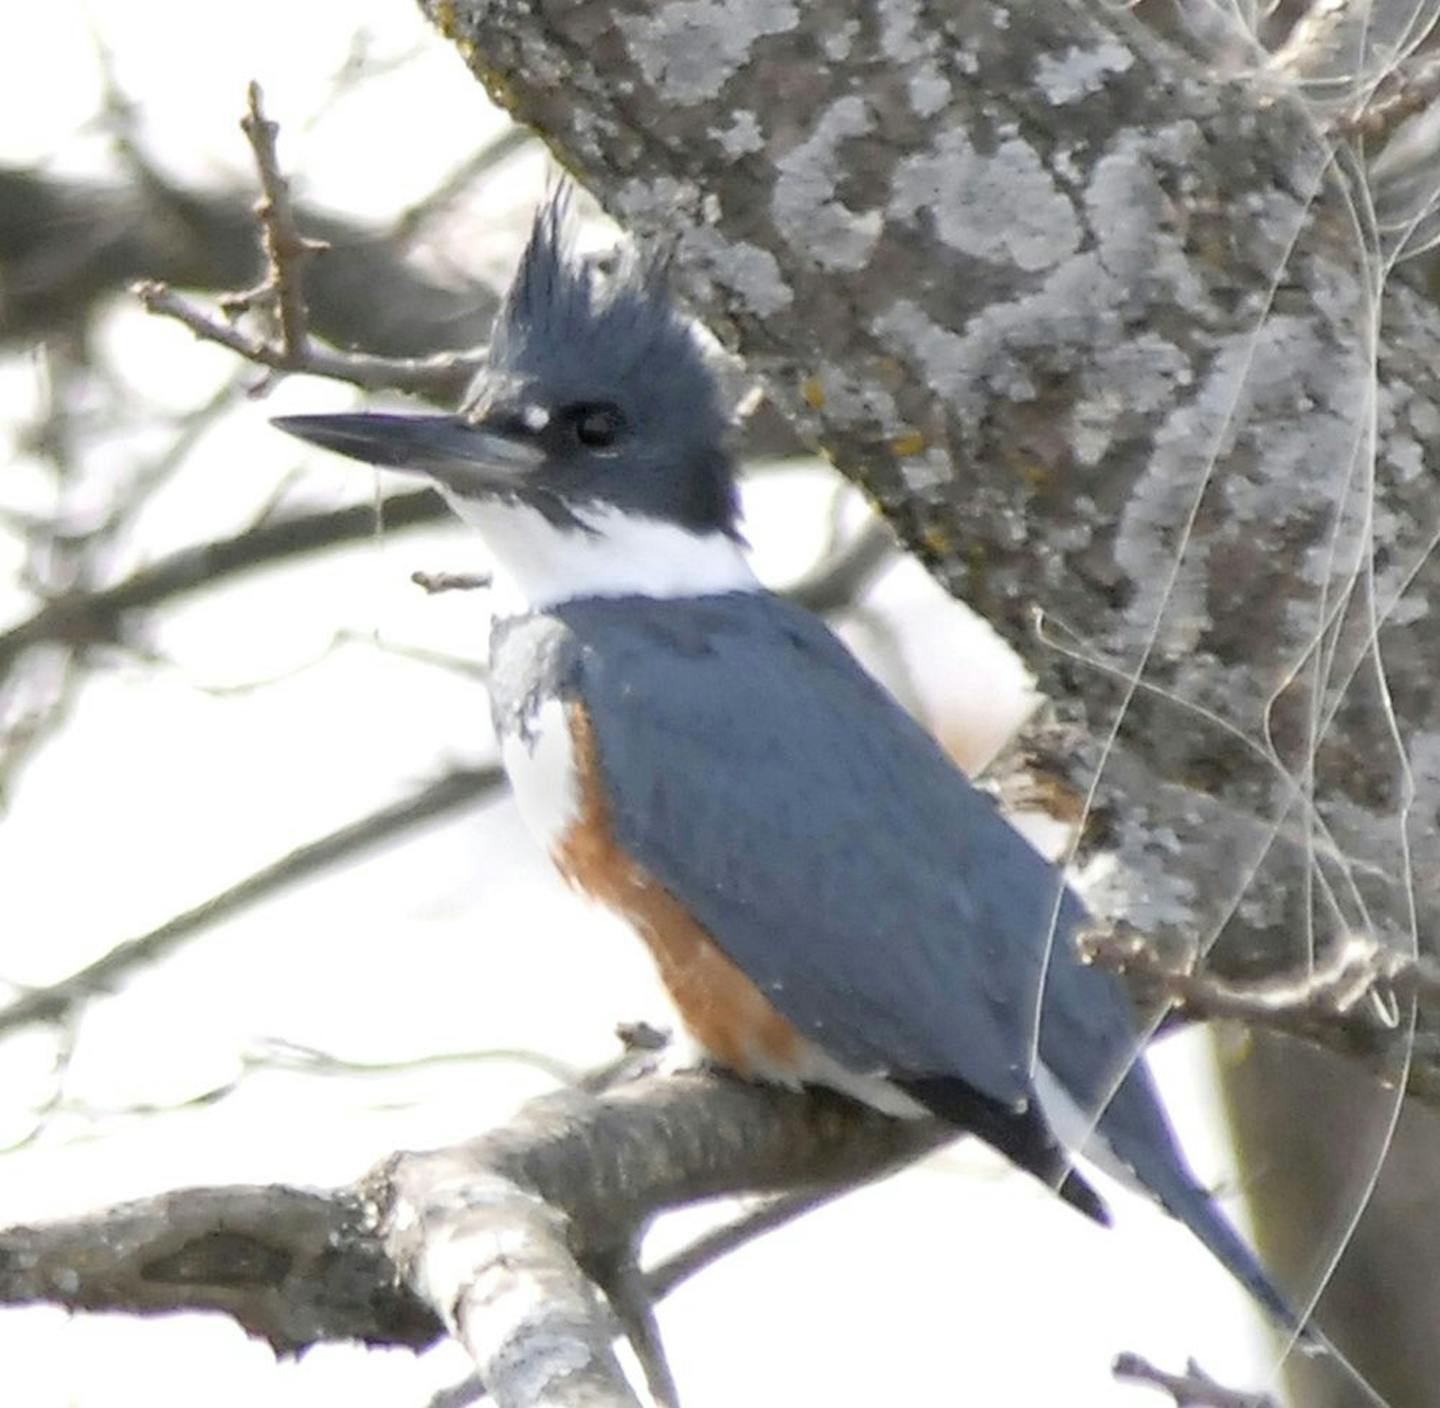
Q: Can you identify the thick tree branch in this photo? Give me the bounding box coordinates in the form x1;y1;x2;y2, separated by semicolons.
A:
0;1183;439;1352
0;1074;950;1405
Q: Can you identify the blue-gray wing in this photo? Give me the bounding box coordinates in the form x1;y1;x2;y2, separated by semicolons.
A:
556;592;1078;1110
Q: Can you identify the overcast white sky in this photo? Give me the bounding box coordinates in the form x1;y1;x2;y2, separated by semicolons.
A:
0;3;1293;1404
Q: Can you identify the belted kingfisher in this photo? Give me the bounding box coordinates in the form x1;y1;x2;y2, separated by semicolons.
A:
274;193;1302;1336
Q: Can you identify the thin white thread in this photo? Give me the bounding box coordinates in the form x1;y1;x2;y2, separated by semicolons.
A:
1028;13;1434;1402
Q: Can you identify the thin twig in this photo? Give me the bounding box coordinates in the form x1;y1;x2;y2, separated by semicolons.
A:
411;570;493;594
425;1375;486;1408
132;86;481;397
0;1014;80;1155
1268;0;1365;83
644;1183;861;1301
248;1034;581;1087
0;488;448;684
1340;49;1440;139
392;127;534;247
589;1251;681;1408
0;646;82;808
229;82;328;356
134;280;477;395
577;1022;670;1095
787;516;896;614
1113;1352;1277;1407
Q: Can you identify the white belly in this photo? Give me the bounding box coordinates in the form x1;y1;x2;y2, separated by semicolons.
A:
499;696;582;856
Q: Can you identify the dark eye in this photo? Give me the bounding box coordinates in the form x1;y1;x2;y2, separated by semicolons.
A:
569;403;625;450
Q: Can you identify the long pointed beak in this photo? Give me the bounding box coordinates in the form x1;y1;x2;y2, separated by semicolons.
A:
271;412;544;493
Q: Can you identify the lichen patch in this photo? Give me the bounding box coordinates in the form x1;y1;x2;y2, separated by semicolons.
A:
615;0;799;107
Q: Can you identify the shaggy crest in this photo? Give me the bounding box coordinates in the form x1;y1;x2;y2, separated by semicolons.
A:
271;188;743;538
469;187;739;535
481;189;728;434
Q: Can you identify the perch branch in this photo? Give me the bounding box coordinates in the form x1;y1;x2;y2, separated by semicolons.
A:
0;1073;952;1406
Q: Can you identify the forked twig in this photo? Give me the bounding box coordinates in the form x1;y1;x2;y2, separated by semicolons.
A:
226;81;328;357
134;84;479;397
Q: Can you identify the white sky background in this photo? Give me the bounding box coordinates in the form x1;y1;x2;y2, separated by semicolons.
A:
0;3;1290;1404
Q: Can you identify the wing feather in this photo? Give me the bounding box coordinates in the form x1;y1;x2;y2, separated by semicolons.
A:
559;593;1076;1110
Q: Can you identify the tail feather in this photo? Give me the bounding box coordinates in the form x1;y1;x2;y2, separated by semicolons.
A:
1095;1077;1309;1338
1035;928;1306;1335
1134;1148;1302;1332
896;1074;1112;1227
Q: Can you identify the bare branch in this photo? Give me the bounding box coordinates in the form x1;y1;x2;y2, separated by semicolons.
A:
0;765;502;1040
1078;926;1440;1031
126;85;482;397
588;1250;679;1408
0;163;496;367
0;1183;438;1351
1342;50;1440;138
644;1184;854;1301
786;516;896;615
134;279;479;395
392;127;535;247
411;569;493;594
426;1375;487;1408
230;81;327;361
1267;0;1375;92
0;1074;951;1404
0;488;448;686
383;1077;947;1404
1113;1351;1277;1407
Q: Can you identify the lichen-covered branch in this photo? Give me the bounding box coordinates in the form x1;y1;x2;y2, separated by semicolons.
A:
417;0;1440;1093
0;1184;438;1352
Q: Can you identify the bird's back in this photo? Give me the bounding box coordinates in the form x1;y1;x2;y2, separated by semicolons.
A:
493;591;1103;1106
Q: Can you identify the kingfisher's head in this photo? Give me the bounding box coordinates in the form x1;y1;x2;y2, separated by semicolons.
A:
274;190;754;608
